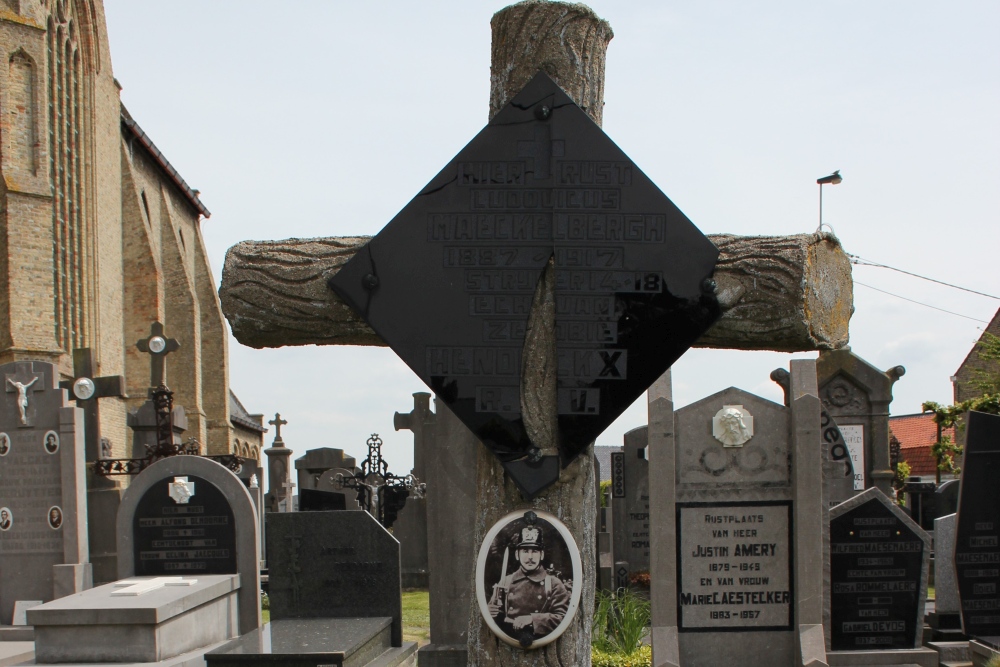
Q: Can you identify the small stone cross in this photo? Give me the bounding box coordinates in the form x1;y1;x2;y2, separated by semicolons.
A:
5;362;44;427
59;348;126;462
110;576;197;597
136;321;180;390
269;413;287;441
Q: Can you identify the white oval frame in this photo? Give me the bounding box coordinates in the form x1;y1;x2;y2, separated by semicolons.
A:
475;509;582;649
0;506;12;531
43;430;59;455
0;432;9;456
47;505;62;530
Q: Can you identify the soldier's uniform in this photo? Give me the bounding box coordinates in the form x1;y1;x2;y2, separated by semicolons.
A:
494;525;570;640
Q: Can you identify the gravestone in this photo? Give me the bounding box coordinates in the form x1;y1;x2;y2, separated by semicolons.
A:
827;487;931;653
614;427;649;577
818;347;905;496
610;450;627;579
116;455;261;636
929;513;962;637
955;411;1000;641
266;510;403;647
648;360;826;666
0;360;90;625
264;413;294;512
419;399;477;667
394;392;432;589
294;446;357;494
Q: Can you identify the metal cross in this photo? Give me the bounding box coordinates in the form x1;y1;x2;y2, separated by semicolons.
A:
517;124;564;181
59;348;126;462
136;322;180;390
269;413;287;441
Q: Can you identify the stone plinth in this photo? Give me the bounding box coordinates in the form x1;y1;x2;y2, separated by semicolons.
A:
28;575;239;664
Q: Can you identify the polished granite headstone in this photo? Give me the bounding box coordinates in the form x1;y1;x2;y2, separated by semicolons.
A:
956;410;1000;640
828;488;930;651
266;510;402;646
329;71;721;497
298;488;346;512
132;475;238;576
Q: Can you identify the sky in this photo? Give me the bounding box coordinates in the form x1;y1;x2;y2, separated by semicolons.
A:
102;1;1000;478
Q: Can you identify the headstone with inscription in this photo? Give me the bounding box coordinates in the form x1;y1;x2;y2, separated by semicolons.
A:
266;510;403;647
0;360;90;625
615;427;649;576
827;488;931;655
116;455;261;636
955;410;1000;641
818;348;905;496
648;360;826;666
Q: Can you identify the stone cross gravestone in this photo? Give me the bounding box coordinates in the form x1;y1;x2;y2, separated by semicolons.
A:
393;393;432;589
0;360;90;625
955;410;1000;640
827;487;931;653
264;413;293;512
818;348;905;496
116;455;261;636
648;360;826;667
266;510;403;647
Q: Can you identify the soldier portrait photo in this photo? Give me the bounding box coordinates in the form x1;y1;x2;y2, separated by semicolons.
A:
477;510;581;649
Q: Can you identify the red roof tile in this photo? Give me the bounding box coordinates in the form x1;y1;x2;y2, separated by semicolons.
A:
889;413;955;478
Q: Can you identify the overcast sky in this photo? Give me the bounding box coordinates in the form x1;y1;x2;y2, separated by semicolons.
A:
103;1;999;478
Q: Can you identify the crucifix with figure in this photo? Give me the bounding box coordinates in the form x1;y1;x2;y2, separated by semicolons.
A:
216;3;853;664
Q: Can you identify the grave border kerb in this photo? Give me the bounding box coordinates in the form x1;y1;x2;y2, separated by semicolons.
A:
116;455;261;635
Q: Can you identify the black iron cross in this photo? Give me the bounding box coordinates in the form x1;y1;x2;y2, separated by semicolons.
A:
136;322;180;390
58;348;126;462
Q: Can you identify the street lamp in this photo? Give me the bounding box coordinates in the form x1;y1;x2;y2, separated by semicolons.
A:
817;170;842;232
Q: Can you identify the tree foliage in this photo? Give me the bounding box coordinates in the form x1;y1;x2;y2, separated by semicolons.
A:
921;393;1000;484
968;332;1000;396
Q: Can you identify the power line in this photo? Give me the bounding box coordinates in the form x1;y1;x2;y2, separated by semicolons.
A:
854;281;990;324
849;254;1000;300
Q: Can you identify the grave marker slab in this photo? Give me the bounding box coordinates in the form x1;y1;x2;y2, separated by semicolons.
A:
328;70;721;496
827;487;930;652
0;360;90;625
619;427;649;574
266;510;403;647
117;455;260;635
956;410;1000;640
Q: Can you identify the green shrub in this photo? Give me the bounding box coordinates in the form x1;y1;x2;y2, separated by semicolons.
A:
985;654;1000;667
260;592;269;611
592;588;650;655
592;645;652;667
600;480;612;508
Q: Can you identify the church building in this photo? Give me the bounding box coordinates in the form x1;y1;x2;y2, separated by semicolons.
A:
0;0;244;460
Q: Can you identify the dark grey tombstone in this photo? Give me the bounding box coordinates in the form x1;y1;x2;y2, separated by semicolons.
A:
315;468;363;510
610;450;628;580
117;455;261;635
955;411;1000;641
0;360;90;624
419;399;476;667
620;427;650;575
393;392;432;589
266;510;402;647
294;446;356;494
126;400;188;451
818;348;905;496
827;487;931;652
934;479;960;520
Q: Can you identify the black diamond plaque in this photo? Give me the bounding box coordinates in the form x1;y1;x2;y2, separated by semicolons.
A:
330;72;720;496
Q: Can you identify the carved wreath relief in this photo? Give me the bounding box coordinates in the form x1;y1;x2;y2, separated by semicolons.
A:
713;405;754;447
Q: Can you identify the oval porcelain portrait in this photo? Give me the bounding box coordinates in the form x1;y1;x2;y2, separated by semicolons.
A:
475;510;582;649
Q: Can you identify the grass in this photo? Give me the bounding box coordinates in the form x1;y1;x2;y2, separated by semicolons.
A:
260;590;430;646
592;588;650;656
402;589;430;646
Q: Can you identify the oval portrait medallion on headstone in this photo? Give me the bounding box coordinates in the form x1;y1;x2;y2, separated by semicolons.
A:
0;432;9;456
43;430;59;455
47;506;62;530
0;506;13;531
475;510;582;649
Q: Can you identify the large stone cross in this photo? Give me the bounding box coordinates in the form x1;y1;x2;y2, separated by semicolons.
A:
136;322;180;390
268;413;287;441
59;348;126;462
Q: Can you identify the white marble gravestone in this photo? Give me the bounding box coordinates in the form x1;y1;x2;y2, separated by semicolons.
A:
0;360;90;625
